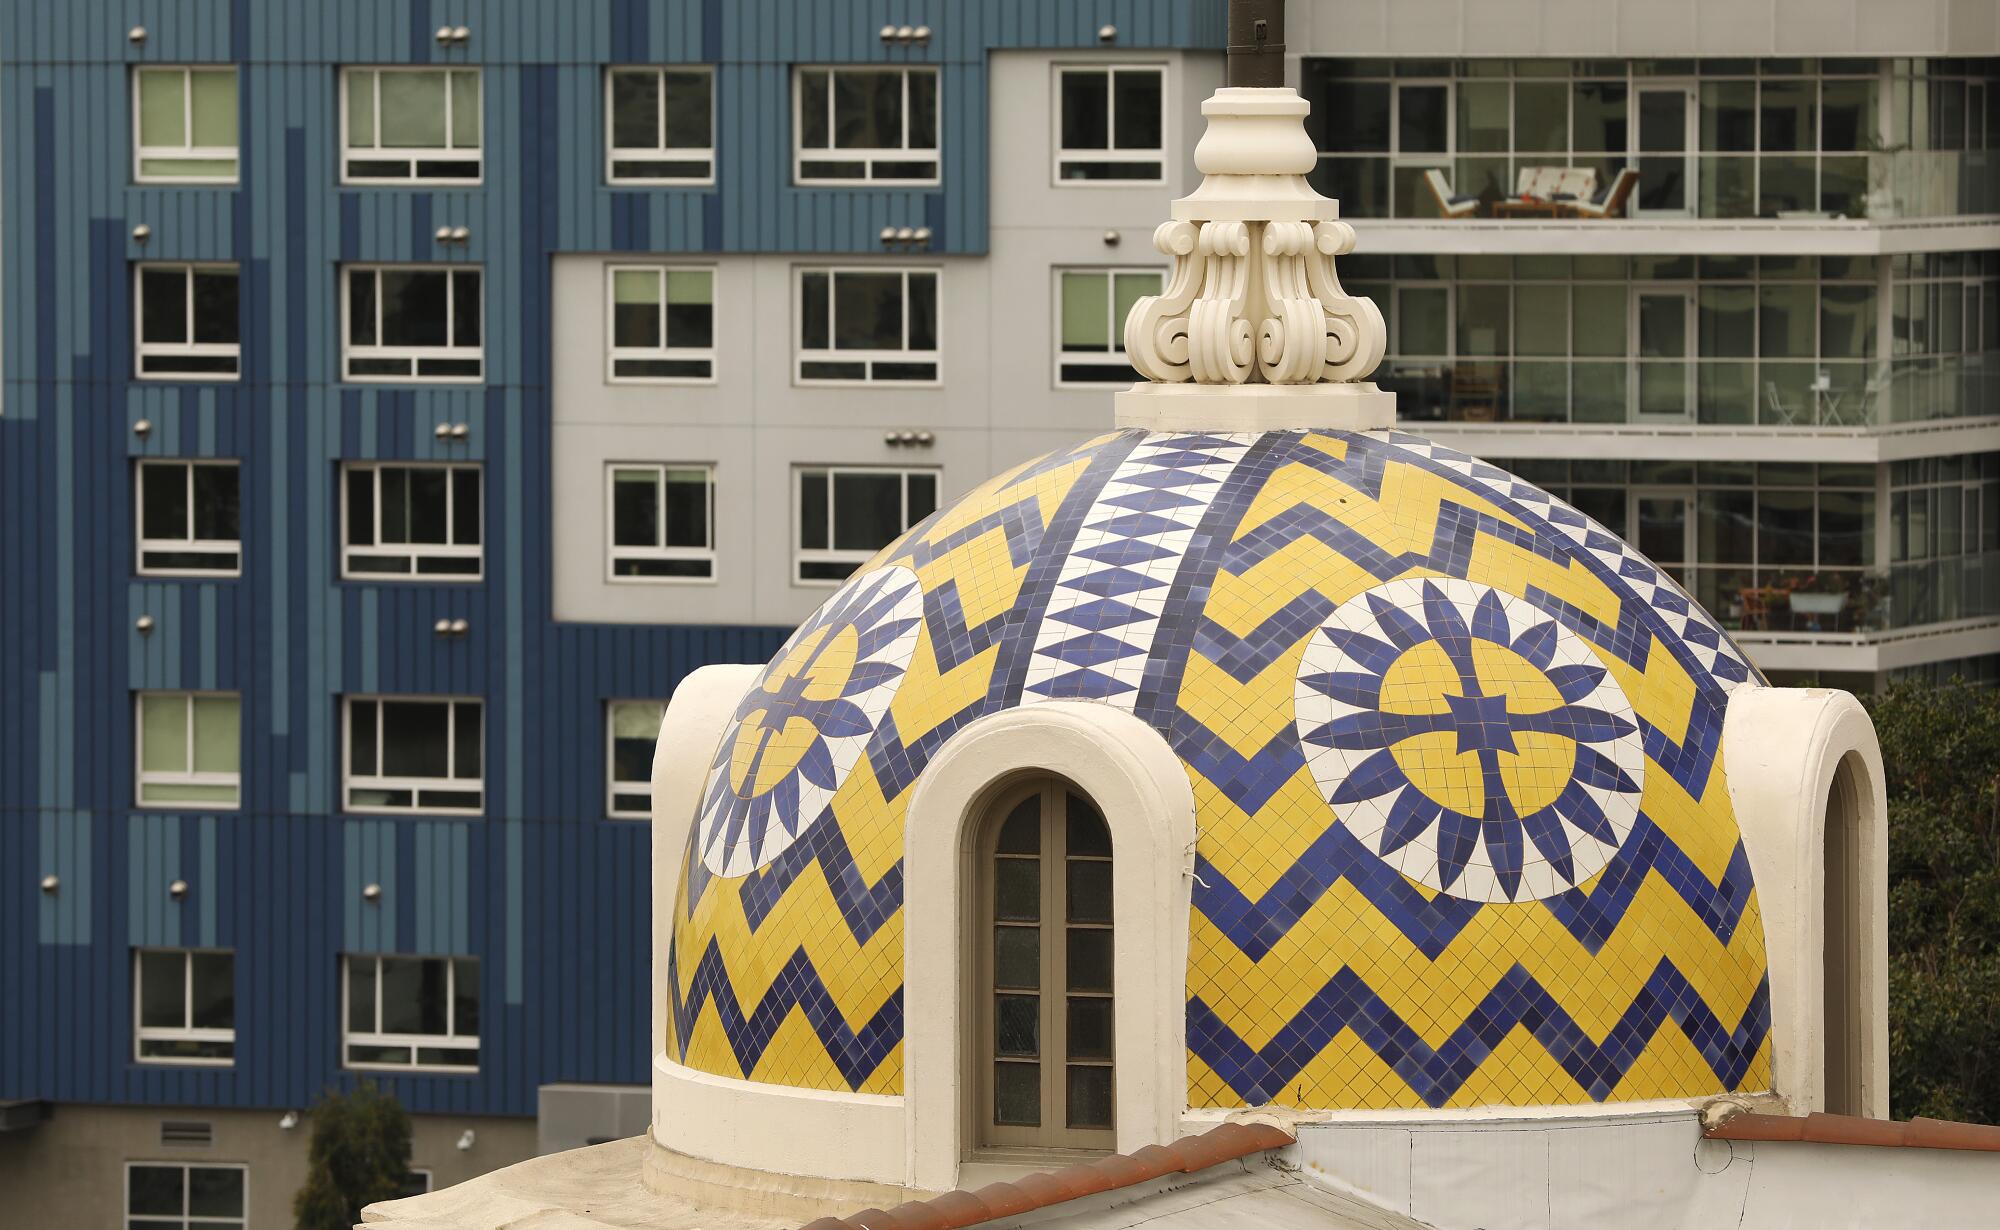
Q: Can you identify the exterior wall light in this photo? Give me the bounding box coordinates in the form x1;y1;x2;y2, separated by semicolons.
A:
132;223;151;242
457;1129;476;1151
279;1111;299;1130
136;615;155;633
40;874;59;895
1099;24;1118;43
129;26;147;43
169;879;188;900
133;419;152;437
363;882;382;902
1103;229;1121;246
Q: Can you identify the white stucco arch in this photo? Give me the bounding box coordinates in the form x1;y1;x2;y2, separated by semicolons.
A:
903;701;1198;1193
1722;686;1889;1119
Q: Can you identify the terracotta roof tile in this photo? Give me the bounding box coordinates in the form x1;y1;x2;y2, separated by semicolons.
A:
1705;1112;2000;1152
805;1122;1296;1230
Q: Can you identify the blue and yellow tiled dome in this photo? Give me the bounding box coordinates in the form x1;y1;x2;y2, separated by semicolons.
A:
667;427;1772;1111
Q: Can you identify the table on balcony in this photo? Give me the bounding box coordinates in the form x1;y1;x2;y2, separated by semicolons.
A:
1491;199;1567;219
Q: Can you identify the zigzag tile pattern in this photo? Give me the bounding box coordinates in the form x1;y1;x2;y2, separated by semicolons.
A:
667;428;1774;1109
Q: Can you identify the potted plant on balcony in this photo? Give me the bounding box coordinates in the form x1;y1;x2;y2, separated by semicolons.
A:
1787;573;1850;630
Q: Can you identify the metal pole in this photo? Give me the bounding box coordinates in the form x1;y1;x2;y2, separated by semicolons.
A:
1226;0;1286;88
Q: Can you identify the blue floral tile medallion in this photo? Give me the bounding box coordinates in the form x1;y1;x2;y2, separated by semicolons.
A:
1294;576;1646;903
696;565;924;877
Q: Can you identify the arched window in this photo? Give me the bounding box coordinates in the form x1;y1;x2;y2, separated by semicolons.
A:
975;778;1115;1151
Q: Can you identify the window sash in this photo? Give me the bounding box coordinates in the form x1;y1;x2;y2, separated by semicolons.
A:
342;68;482;183
341;463;484;579
1055;269;1163;384
605;66;716;183
343;267;485;382
136;461;242;576
343;955;480;1071
135;264;241;378
134;949;236;1065
606;464;717;581
343;698;484;815
794;268;941;384
605;265;717;382
793;67;941;184
794;466;938;583
126;1163;247;1228
133;66;239;182
607;700;665;818
1054;66;1166;181
136;693;241;809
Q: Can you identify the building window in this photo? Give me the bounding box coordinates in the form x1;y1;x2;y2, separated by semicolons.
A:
977;781;1115;1147
608;266;715;381
608;701;665;818
135;264;240;379
794;67;940;184
1057;269;1163;384
343;954;480;1071
795;466;938;583
796;268;939;384
1056;65;1165;181
397;1171;435;1198
133;66;238;182
341;67;481;183
136;692;241;809
341;463;483;579
343;266;484;382
126;1163;246;1230
136;461;241;576
606;66;714;183
343;697;483;814
608;464;715;580
134;949;235;1064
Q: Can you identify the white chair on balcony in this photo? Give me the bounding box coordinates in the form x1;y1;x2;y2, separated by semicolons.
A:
1566;168;1640;219
1423;169;1479;218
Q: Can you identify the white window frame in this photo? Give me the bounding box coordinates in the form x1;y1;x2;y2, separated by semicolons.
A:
135;691;241;811
793;266;942;386
339;66;483;184
604;65;716;185
605;463;717;583
341;954;480;1073
1053;267;1166;387
134;262;241;380
794;465;939;585
136;459;242;577
604;265;717;384
1052;64;1168;185
792;66;942;186
124;1161;248;1230
340;461;484;580
133;948;236;1066
342;696;484;816
606;700;666;819
132;65;239;184
341;265;485;383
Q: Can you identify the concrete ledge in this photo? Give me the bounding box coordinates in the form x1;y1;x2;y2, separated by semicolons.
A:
1114;381;1395;431
651;1051;908;1188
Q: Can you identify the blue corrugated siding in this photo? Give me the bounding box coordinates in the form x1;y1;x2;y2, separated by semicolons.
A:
0;0;1223;1117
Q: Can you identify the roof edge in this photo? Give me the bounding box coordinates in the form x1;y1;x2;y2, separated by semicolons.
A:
1705;1112;2000;1153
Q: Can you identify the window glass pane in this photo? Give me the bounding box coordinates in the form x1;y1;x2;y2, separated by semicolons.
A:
1112;69;1161;150
450;71;480;147
666;271;713;348
995;858;1038;921
187;950;234;1031
1456;285;1509;356
1305;78;1389;153
1820;284;1874;359
1111;272;1161;344
662;71;711;149
403;469;448;543
907;273;937;352
832;471;903;550
1067;1065;1113;1129
191;696;239;775
1514;285;1567;356
380;72;448;148
800;272;829;350
1066;860;1112;923
1760;79;1815;152
834;70;900;149
138;70;186;147
613;470;660;547
1699;285;1756;358
192;270;238;345
349;701;378;777
1052;67;1107;152
908;472;938;521
1068;999;1113;1060
1700;81;1755;152
799;471;828;548
347;957;378;1032
611;70;659;148
908;71;938;150
453;272;481;347
994;1062;1039;1124
1397;85;1449;154
1821;78;1877;152
833;272;901;350
1758;490;1817;566
1572;286;1627;357
1573;82;1627;152
798;70;829;148
1697;490;1756;564
142;269;189;345
378;956;429;1034
1066;929;1113;992
995;995;1039;1056
140;950;187;1028
1821;489;1874;567
1455;81;1507;153
380;272;449;348
128;1165;184;1217
1062;273;1110;350
663;470;710;548
612;704;662;788
143;465;191;541
380;702;450;779
142;695;189;774
348;269;377;346
455;705;482;779
1514;81;1568;153
453;469;480;546
1759;283;1816;358
613;271;661;348
1398;286;1448;355
187;1166;244;1217
189;69;237;148
346;69;376;146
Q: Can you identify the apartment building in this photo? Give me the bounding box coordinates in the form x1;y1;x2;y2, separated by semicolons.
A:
0;2;1225;1225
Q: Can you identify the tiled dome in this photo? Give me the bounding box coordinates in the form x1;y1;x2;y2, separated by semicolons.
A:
667;427;1773;1111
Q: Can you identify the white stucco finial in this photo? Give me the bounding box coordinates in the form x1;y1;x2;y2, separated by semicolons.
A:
1117;87;1393;432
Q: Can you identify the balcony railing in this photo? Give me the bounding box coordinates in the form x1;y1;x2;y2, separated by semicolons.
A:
1681;554;2000;636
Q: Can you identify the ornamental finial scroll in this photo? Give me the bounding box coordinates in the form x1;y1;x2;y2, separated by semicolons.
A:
1121;87;1388;390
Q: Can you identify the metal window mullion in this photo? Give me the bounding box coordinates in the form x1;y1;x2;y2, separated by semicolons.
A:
372;70;383;154
182;692;197;779
657;68;668;155
182;949;196;1030
180;67;195;154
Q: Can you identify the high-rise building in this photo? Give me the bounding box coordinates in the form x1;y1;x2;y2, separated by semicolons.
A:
0;2;1224;1224
1291;1;1999;688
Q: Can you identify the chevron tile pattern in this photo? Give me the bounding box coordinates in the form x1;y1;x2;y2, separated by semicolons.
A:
666;428;1773;1111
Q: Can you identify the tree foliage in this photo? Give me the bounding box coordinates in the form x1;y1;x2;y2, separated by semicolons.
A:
293;1081;417;1230
1872;680;2000;1124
